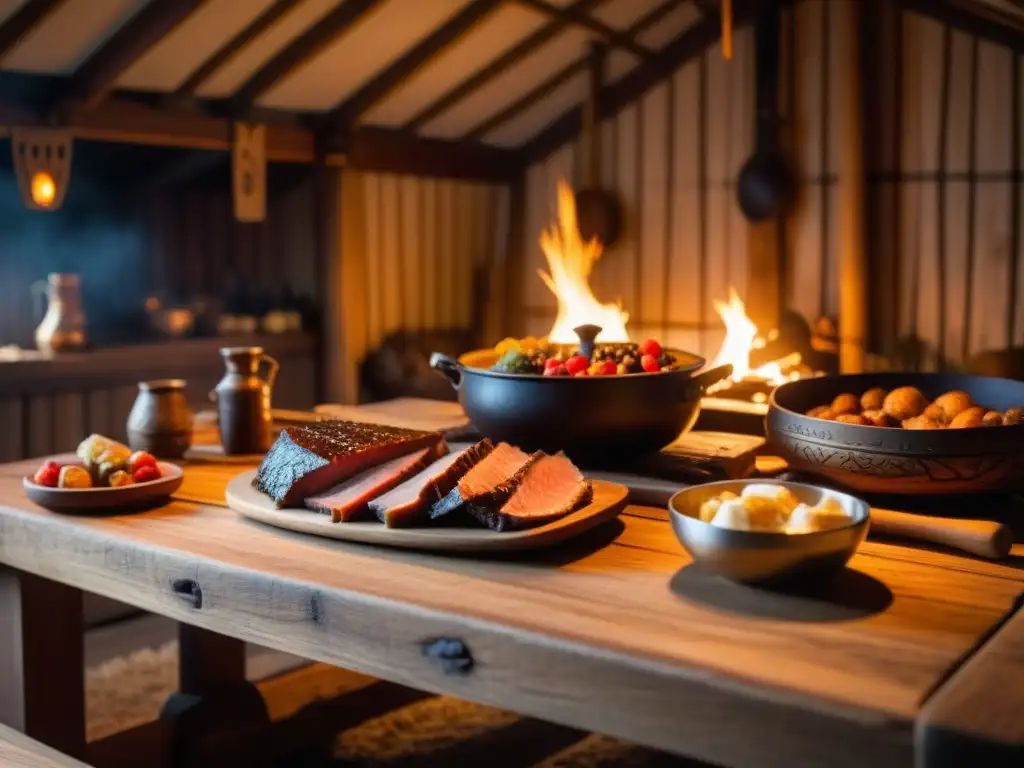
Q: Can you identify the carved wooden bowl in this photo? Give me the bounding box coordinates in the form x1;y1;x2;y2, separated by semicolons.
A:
766;373;1024;495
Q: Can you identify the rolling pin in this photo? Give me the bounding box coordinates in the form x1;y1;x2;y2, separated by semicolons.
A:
587;473;1014;560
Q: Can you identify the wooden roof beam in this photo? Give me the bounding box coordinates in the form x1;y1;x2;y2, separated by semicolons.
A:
519;0;762;163
512;0;656;60
403;0;605;132
324;0;504;128
895;0;1024;53
174;0;302;98
59;0;208;113
0;0;67;62
464;0;681;141
231;0;386;112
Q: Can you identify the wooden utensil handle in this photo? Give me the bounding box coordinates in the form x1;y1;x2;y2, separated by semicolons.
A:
869;507;1013;560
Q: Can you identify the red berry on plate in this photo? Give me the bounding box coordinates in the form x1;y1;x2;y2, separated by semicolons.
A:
132;464;161;484
640;338;662;358
129;451;157;474
564;354;589;376
32;461;61;488
641;354;661;373
599;360;618;376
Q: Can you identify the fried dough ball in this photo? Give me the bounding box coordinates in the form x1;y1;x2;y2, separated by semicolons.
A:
983;410;1004;427
862;409;893;427
883;386;928;421
806;405;836;421
860;387;887;412
933;390;974;421
831;393;861;415
949;406;986;429
836;413;869;426
903;415;942;430
1004;407;1023;426
923;403;947;424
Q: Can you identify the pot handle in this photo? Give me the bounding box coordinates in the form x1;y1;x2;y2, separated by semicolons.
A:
430;353;462;389
684;364;733;398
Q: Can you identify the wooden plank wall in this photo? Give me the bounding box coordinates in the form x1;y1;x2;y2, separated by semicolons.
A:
515;31;754;361
325;169;506;404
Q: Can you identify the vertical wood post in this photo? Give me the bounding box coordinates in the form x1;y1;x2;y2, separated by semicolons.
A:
502;173;527;339
836;0;867;373
0;569;86;760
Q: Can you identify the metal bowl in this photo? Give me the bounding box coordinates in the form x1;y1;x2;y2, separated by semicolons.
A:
766;373;1024;495
668;480;870;584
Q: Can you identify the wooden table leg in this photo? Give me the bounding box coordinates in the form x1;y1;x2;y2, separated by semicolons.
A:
0;568;86;760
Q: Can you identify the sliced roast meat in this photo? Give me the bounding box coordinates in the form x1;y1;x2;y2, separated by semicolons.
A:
304;445;445;522
369;440;495;528
429;442;536;520
469;452;592;532
254;420;445;507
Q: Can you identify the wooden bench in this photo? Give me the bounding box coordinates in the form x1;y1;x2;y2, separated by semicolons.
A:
0;725;90;768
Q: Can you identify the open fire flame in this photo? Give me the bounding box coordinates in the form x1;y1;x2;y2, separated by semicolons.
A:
539;179;800;389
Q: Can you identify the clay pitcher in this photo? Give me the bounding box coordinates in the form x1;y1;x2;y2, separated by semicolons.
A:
212;347;278;455
126;379;194;458
33;272;87;353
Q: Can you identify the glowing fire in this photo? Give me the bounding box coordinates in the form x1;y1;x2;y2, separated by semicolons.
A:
710;287;793;385
539;179;629;343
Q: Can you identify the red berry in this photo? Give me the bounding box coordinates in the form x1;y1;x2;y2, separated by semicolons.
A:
573;370;589;377
640;338;662;358
641;354;661;373
564;355;589;376
598;360;618;376
543;357;561;372
32;461;61;488
132;464;161;484
129;451;157;474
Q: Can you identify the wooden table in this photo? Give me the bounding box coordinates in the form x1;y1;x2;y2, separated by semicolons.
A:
0;413;1022;767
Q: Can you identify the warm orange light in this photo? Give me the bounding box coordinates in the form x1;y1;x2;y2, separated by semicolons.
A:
709;286;799;387
31;171;56;207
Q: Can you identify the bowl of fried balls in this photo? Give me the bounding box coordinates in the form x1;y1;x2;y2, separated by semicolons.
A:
766;373;1024;495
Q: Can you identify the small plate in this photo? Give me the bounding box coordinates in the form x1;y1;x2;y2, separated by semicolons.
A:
23;462;184;512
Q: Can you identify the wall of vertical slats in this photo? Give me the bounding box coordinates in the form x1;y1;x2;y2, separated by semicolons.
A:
515;32;754;361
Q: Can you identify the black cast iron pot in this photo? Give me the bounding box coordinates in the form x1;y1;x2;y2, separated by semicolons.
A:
430;347;731;464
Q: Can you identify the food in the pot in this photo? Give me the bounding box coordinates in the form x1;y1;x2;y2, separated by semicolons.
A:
488;337;677;376
59;465;92;489
254;421;446;507
369;441;495;528
804;387;1022;429
430;442;535;520
129;451;158;475
132;464;161;484
304;446;443;522
950;406;986;429
470;452;592;532
883;387;928;421
933;390;973;421
32;461;61;488
700;487;852;534
109;470;133;488
860;387;886;411
831;393;860;415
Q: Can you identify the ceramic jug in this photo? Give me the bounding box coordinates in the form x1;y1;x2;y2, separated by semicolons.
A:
32;273;86;353
212;347;278;455
126;379;194;458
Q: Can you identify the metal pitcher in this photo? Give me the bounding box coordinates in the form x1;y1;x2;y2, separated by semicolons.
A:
32;272;86;353
211;346;279;455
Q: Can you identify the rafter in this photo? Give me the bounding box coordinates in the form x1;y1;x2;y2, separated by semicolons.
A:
513;0;656;59
463;0;681;141
61;0;208;111
175;0;302;97
520;0;762;163
403;0;604;132
232;0;385;111
0;0;67;62
324;0;503;128
896;0;1024;53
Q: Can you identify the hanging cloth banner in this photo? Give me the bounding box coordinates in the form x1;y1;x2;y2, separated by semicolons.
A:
232;122;267;222
11;128;74;211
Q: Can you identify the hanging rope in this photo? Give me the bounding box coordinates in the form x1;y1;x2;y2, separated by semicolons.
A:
722;0;733;60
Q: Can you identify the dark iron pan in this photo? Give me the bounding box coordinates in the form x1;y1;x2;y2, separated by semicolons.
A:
767;372;1024;495
430;344;731;465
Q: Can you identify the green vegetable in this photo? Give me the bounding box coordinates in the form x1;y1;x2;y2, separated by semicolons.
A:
492;349;536;373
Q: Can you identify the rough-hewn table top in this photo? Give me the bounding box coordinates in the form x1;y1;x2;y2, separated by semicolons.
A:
0;454;1021;768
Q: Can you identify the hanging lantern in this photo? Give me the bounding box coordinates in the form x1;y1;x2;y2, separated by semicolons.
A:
12;129;73;211
232;122;266;223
